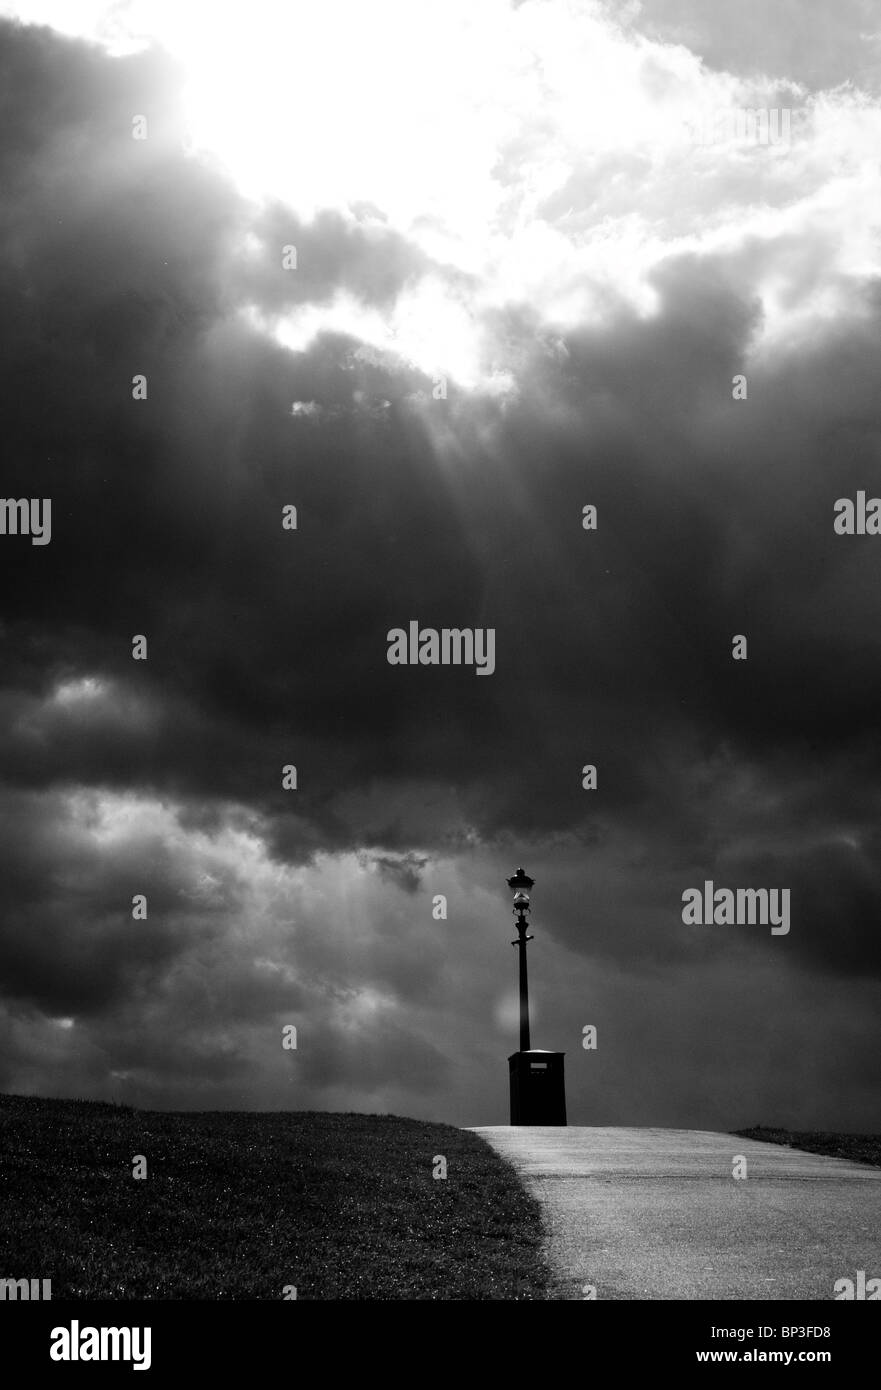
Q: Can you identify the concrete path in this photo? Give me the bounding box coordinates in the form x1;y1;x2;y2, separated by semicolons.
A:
472;1127;881;1300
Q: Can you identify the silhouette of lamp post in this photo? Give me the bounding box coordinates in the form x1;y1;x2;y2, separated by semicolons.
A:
505;865;567;1126
507;867;535;1052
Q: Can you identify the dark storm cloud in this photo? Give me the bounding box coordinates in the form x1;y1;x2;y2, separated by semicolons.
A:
0;895;170;1019
0;15;879;1125
0;15;872;884
238;204;441;313
368;852;429;894
0;787;227;1017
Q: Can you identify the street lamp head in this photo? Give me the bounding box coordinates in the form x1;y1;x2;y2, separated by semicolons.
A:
506;866;535;895
512;889;531;911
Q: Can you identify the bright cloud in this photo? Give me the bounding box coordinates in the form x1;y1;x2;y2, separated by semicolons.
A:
4;0;880;387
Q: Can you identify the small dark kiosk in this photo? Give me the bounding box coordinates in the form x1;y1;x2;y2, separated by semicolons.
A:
506;867;567;1125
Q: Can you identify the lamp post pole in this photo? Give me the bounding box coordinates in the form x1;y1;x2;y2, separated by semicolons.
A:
507;867;535;1053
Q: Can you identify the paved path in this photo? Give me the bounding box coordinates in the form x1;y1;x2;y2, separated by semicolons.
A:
471;1127;881;1300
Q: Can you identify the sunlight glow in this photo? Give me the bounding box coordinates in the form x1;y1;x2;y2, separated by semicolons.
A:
53;676;106;705
4;0;880;383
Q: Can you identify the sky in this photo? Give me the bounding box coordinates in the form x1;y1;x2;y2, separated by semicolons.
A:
0;0;879;1129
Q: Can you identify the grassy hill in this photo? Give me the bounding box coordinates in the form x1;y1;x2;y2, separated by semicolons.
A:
0;1094;549;1299
734;1125;881;1168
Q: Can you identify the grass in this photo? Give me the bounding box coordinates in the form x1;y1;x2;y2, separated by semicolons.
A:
0;1093;549;1300
734;1125;881;1169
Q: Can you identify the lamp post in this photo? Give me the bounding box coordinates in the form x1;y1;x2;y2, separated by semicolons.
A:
505;865;567;1126
506;867;535;1053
